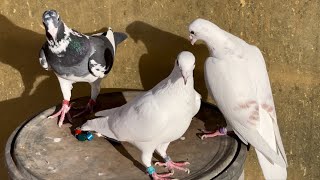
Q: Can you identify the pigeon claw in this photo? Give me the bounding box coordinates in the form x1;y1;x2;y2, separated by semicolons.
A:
48;100;72;127
151;171;175;180
155;161;190;174
200;127;227;140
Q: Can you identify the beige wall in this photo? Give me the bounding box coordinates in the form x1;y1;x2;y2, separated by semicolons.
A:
0;0;319;179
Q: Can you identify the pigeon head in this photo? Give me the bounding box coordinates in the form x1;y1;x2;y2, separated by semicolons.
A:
176;51;195;85
42;10;63;41
188;18;217;45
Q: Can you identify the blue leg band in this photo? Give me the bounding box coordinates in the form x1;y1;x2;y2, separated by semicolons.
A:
146;166;155;175
86;132;94;141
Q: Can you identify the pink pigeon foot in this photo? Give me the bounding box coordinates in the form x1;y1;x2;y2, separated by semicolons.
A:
48;100;72;127
73;99;96;118
151;172;175;180
147;166;175;180
200;127;227;140
155;158;190;174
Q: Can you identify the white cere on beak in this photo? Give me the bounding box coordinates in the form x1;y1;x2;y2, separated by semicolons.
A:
44;14;51;19
47;19;58;40
189;34;197;45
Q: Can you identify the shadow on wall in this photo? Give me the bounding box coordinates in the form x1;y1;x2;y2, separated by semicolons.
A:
0;15;49;96
126;21;209;98
0;15;60;134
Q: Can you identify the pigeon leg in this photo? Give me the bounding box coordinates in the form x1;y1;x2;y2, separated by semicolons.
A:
48;76;73;127
73;99;96;117
147;166;175;180
48;100;72;127
200;127;227;140
73;79;101;117
155;143;190;174
142;149;174;180
154;156;190;174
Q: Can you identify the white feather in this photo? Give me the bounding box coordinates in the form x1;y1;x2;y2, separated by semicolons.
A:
105;28;115;55
190;18;287;179
89;59;106;78
56;73;98;83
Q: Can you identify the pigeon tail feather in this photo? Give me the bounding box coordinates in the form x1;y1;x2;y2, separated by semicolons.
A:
81;117;118;141
256;149;287;180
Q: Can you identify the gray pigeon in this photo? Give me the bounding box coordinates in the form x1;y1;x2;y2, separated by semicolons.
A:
81;51;201;180
189;18;287;179
39;10;127;127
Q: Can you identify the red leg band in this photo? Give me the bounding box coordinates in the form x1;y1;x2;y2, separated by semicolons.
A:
62;100;70;105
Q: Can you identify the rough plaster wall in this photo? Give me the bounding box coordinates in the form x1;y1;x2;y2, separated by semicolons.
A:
0;0;319;179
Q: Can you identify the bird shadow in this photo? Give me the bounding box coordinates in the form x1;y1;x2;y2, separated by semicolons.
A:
0;14;60;178
108;140;146;173
126;21;209;99
0;15;49;97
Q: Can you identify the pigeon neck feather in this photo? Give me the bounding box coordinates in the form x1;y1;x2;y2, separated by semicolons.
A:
202;27;241;59
170;65;194;86
47;24;86;54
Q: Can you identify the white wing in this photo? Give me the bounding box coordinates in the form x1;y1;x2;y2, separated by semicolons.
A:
205;45;287;167
193;90;202;115
86;91;169;142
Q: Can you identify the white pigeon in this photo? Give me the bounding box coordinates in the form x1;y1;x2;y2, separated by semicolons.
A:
81;51;201;180
188;18;287;180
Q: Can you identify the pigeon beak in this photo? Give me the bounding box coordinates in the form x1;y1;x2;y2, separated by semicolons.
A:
181;71;189;85
189;34;197;45
47;20;58;41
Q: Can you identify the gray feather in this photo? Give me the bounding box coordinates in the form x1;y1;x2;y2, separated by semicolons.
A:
114;32;128;46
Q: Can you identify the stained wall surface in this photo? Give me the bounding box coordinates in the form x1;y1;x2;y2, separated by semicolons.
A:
0;0;319;179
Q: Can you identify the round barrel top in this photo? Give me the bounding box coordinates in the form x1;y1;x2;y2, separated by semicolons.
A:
6;91;247;180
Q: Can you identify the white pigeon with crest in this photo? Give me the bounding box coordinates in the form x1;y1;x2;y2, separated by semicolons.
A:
188;18;287;180
81;51;201;180
39;10;127;127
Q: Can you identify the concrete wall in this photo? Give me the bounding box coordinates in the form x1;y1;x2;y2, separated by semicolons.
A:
0;0;319;179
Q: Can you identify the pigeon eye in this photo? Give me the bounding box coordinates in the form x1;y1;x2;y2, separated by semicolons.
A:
177;60;179;66
190;31;195;35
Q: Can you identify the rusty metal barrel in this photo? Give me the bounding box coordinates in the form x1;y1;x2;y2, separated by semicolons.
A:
5;91;247;180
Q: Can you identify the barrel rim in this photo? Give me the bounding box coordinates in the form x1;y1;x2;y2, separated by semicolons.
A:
5;90;247;180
